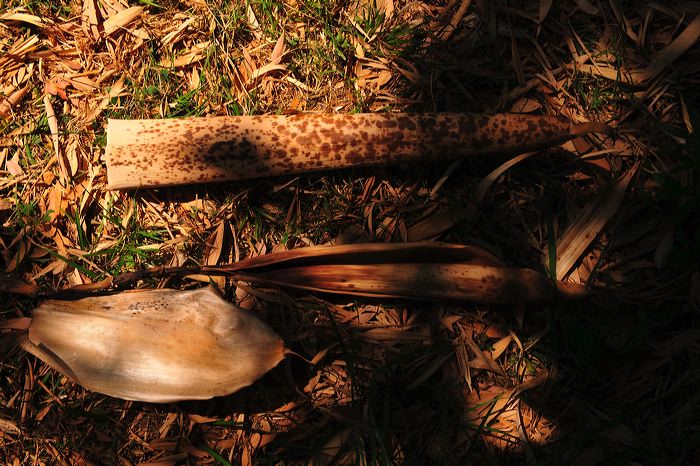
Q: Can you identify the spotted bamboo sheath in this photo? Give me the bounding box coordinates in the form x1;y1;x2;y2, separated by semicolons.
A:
105;113;610;189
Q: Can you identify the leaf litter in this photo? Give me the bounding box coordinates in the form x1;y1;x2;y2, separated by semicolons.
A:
1;0;699;464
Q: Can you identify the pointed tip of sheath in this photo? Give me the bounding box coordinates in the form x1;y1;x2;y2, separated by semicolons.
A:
570;120;613;137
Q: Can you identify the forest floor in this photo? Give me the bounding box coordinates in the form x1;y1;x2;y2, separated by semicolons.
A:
1;0;699;464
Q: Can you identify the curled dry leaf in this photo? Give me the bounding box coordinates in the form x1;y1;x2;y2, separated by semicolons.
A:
102;6;143;37
6;152;23;176
20;286;285;402
0;11;44;27
0;85;30;119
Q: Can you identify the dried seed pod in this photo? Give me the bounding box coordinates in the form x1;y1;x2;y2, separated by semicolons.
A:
105;113;611;189
20;287;284;402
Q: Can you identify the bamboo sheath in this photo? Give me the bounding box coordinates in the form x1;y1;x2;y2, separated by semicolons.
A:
20;287;285;402
105;113;610;189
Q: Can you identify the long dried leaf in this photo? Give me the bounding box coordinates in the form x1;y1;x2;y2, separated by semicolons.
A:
223;242;505;271
634;15;700;83
538;0;553;24
548;165;639;280
234;263;555;303
43;95;66;181
473;152;536;206
217;242;560;303
0;11;44;27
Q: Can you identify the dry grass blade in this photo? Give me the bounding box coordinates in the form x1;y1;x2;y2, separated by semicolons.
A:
105;114;610;189
634;15;700;83
547;164;639;280
578;15;700;85
224;242;505;270
472;152;537;206
20;287;285;402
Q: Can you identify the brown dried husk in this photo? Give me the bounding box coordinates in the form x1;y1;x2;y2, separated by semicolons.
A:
20;286;285;402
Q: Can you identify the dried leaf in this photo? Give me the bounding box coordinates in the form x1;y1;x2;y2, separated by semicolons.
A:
0;85;30;119
5;240;28;273
82;0;101;39
539;0;553;24
220;242;559;303
21;287;285;402
246;4;262;39
439;0;471;42
188;414;218;424
489;335;513;360
509;97;542;113
161;41;210;68
376;0;394;18
473;152;536;206
548;165;639;280
237;262;556;303
43;95;66;181
6;152;23;176
247;64;286;84
636;15;700;82
0;417;21;436
575;0;599;15
0;11;44;27
406;208;458;241
224;242;504;271
102;6;143;37
270;32;286;65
